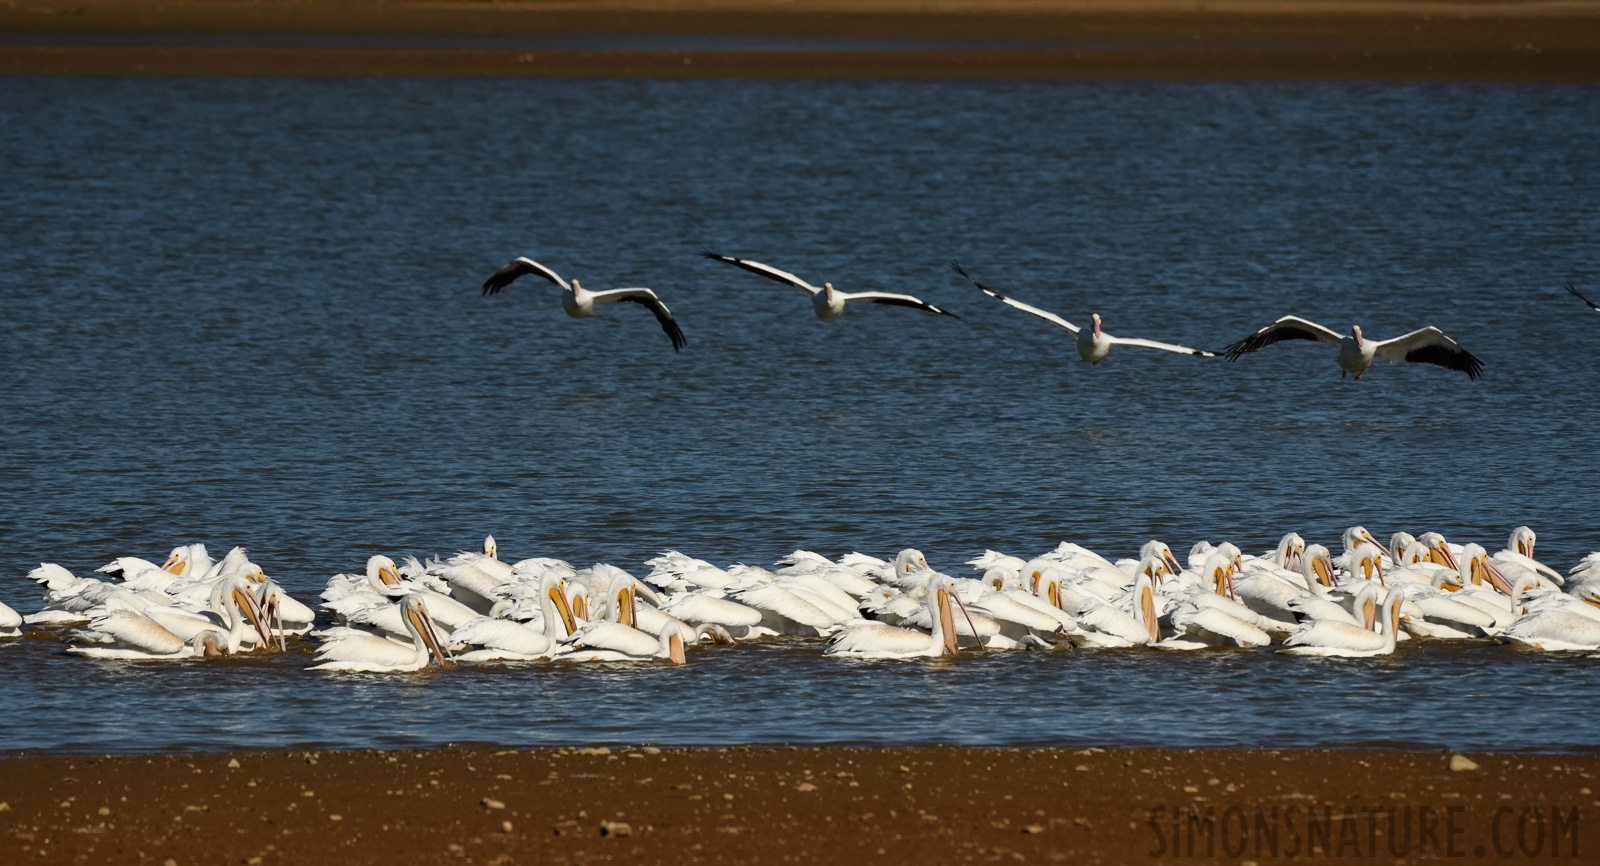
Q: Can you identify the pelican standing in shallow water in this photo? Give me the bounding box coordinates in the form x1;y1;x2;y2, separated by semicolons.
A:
480;257;687;351
1222;316;1482;379
952;262;1213;363
701;252;960;322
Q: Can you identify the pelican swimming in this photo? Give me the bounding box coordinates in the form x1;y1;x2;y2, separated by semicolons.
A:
308;595;452;673
553;579;687;664
952;262;1213;363
1221;316;1482;379
702;252;959;321
480;257;686;351
1280;588;1404;657
0;599;23;637
825;574;969;659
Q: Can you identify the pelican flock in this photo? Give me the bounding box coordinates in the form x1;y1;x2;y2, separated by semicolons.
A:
7;526;1597;672
470;252;1513;381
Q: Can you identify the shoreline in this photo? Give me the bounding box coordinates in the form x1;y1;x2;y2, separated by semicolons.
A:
3;0;1600;80
2;745;1594;863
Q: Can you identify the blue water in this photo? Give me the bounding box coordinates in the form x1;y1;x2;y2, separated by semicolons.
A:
2;77;1598;754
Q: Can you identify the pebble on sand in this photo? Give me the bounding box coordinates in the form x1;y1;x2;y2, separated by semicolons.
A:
1450;755;1480;772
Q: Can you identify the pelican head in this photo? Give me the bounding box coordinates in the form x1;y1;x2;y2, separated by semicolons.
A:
540;573;577;637
215;575;274;650
659;628;687;665
1343;526;1390;559
400;595;452;669
1302;544;1336;588
1399;541;1432;567
1509;526;1537;560
1202;552;1235;600
570;279;582;295
1390;532;1416;561
1417;532;1459;570
1351;324;1364;348
1353;542;1385;585
823;282;834;303
1277;532;1306;570
160;547;188;575
1460;543;1514;595
896;548;929;575
368;555;402;587
484;535;498;561
252;580;291;651
1091;313;1102;338
1138;554;1171;588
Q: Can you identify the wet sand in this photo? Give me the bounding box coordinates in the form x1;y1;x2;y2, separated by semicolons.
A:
2;0;1599;79
2;746;1594;864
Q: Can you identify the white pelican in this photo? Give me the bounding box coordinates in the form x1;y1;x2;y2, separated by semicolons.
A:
1;599;23;637
1568;282;1600;313
1067;571;1161;648
1492;526;1564;587
308;595;452;673
68;609;221;660
952;262;1213;364
702;252;959;322
1222;316;1482;379
1503;609;1600;651
451;574;577;662
1281;588;1404;657
481;257;686;351
825;574;967;659
554;580;686;664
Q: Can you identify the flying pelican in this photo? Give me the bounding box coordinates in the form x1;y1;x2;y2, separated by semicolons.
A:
701;252;959;321
480;257;686;352
1568;282;1600;313
952;262;1213;363
307;595;452;673
1221;316;1482;379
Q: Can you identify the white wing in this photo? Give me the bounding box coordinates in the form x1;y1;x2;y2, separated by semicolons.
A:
838;290;960;319
77;610;186;656
1370;326;1483;379
701;252;819;295
482;257;569;294
1222;315;1344;358
825;623;935;658
585;287;687;352
1106;335;1215;357
952;262;1078;333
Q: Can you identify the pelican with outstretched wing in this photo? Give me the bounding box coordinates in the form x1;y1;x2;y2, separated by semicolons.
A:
1569;282;1600;313
701;252;959;322
951;262;1213;364
481;257;686;352
1221;315;1482;380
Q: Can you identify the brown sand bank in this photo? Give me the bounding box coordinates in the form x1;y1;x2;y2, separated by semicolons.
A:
1;745;1595;864
2;0;1600;79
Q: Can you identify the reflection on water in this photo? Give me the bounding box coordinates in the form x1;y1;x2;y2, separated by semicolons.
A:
0;77;1597;753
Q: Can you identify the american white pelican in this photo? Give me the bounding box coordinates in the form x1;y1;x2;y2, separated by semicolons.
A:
1068;571;1161;648
702;252;959;322
451;574;576;662
952;262;1213;364
1492;526;1565;587
825;574;966;659
1280;588;1404;657
1221;316;1482;379
308;595;452;673
481;257;686;351
68;610;222;660
1568;282;1600;313
1;599;24;637
1502;609;1600;651
554;580;687;664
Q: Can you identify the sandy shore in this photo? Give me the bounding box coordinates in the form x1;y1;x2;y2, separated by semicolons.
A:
2;0;1599;79
1;746;1594;864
